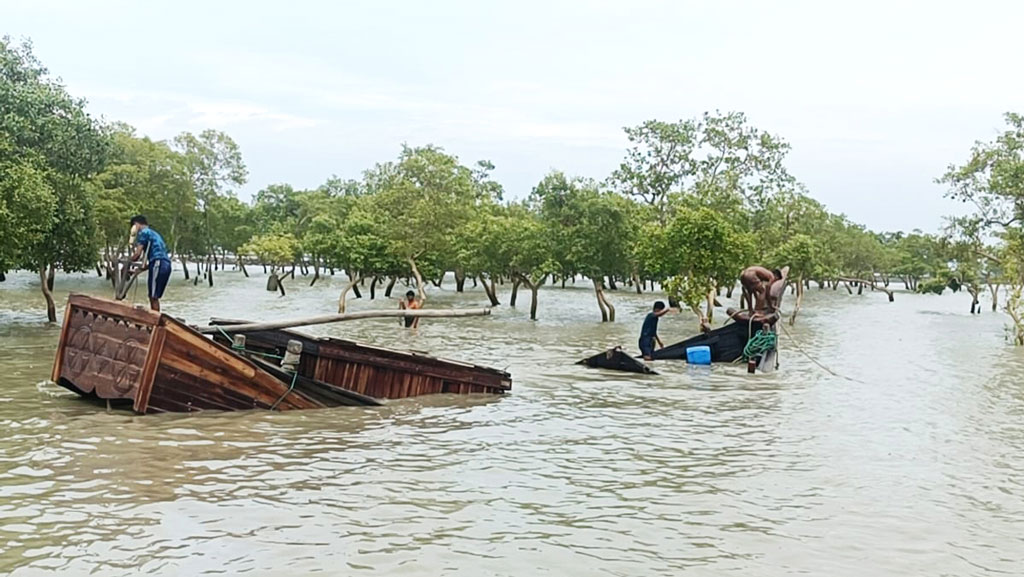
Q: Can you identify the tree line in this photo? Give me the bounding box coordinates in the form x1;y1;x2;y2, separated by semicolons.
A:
2;37;1022;344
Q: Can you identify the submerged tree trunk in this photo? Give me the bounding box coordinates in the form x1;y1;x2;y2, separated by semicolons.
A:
350;273;363;299
789;277;805;326
240;260;249;278
989;283;1000;312
370;276;380;300
1006;284;1024;346
632;273;643;294
837;276;895;302
517;275;543;320
207;256;214;287
688;303;710;333
338;275;364;313
592;278;615;322
455;268;466;292
385;277;397;298
726;284;735;299
510;278;521;307
479;274;500;307
310;259;321;287
705;287;717;324
40;264;57;322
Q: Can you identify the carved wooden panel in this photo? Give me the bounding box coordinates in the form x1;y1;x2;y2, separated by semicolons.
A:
59;307;153;400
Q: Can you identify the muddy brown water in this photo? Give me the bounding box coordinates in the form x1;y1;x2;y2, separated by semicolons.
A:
1;269;1022;576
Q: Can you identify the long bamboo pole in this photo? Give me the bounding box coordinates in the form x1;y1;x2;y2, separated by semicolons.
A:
198;308;491;335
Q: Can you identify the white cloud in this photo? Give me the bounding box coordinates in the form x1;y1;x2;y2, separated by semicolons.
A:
77;87;322;134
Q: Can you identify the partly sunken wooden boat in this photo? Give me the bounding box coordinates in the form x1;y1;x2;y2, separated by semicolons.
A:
577;316;778;374
51;294;381;413
649;319;765;363
208;319;513;399
577;347;657;375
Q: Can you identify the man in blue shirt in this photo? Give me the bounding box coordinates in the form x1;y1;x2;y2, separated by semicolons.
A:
129;215;172;311
639;300;670;360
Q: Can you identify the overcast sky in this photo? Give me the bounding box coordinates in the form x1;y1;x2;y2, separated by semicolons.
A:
6;0;1023;233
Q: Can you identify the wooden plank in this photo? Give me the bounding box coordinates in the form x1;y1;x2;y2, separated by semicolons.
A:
134;324;166;413
212;325;511;389
162;320;257;381
158;331;324;411
200;308;490;335
147;368;252;412
159;345;284;406
68;293;161;327
296;343;509;390
51;300;73;383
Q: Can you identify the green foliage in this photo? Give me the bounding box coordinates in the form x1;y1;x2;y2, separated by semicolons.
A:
611;111;795;219
1;36;108;282
531;171;633;281
239;233;299;267
651;204;755;309
917;277;949;295
369;145;477;267
770;234;821;281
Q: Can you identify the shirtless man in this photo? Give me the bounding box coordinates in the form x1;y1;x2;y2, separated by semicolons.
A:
739;266;779;315
399;290;422;328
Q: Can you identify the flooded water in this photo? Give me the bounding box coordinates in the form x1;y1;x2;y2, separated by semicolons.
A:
1;268;1023;576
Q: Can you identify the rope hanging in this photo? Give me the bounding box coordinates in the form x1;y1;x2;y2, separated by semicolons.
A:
743;329;777;360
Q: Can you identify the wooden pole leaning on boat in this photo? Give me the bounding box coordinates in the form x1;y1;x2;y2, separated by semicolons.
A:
197;308;491;335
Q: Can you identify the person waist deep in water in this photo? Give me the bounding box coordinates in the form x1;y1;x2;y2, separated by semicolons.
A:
399;290;421;328
638;300;670;360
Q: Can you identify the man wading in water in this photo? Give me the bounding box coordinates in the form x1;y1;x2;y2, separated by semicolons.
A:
129;215;172;312
639;300;670;360
399;290;422;328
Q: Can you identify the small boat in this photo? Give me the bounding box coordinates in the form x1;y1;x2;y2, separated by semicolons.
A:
651;313;778;372
51;294;380;413
650;319;764;362
577;313;778;374
208;319;512;399
577;347;657;374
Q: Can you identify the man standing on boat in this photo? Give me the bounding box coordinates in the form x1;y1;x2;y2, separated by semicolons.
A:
129;215;172;312
399;290;422;328
639;301;670;360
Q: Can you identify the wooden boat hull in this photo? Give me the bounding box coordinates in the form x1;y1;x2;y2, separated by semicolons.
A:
51;294;379;413
577;347;657;374
209;320;512;399
649;320;765;363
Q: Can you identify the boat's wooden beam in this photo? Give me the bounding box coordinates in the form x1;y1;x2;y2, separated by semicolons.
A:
197;308;491;335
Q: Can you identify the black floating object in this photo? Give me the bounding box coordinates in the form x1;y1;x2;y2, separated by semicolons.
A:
577;347;658;375
649;320;763;363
